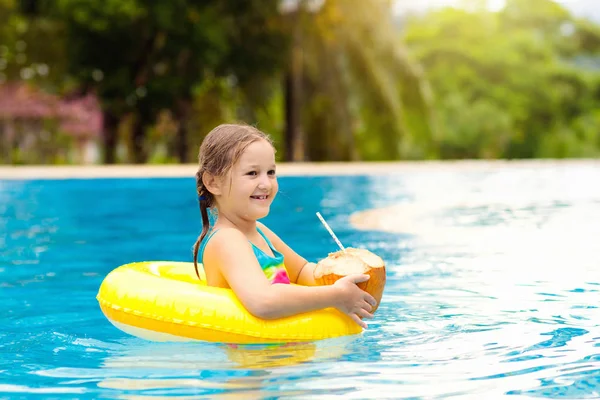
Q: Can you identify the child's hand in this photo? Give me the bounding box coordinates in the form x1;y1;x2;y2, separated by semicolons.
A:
332;274;378;328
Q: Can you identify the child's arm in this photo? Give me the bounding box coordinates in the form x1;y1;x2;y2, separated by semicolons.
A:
204;228;376;328
256;221;318;286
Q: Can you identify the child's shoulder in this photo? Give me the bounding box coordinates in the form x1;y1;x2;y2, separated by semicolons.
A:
255;222;283;245
208;227;248;248
256;221;273;233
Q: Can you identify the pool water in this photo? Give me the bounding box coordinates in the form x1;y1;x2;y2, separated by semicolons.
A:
2;163;600;399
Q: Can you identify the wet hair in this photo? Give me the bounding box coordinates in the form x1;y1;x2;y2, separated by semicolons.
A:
192;123;274;279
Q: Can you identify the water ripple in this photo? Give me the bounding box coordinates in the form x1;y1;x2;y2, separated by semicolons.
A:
2;165;600;398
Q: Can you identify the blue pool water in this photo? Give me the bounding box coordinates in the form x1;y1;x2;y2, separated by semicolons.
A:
2;163;600;399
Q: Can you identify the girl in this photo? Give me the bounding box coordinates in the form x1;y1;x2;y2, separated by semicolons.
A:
192;124;377;329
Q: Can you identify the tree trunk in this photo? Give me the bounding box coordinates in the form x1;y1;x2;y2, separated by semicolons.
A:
131;114;147;164
284;72;298;161
174;99;191;163
102;111;119;164
284;9;305;162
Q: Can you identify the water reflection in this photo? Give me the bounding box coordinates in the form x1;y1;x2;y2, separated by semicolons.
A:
94;337;355;397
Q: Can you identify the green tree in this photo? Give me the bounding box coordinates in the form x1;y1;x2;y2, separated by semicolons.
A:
48;0;287;163
285;0;437;161
403;0;600;159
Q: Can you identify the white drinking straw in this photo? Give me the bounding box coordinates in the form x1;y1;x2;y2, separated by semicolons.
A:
316;212;346;252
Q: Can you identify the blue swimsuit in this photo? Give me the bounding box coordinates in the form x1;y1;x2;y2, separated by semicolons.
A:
198;227;291;284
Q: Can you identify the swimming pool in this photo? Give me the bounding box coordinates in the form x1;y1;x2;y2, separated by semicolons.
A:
2;163;600;398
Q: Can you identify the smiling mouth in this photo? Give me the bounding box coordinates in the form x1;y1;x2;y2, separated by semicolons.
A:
250;195;269;200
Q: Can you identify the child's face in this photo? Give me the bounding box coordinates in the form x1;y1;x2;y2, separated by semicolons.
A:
220;139;278;221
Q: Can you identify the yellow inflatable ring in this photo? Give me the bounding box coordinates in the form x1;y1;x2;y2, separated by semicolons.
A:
96;261;362;344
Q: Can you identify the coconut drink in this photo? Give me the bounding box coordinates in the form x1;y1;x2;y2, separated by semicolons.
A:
313;247;386;313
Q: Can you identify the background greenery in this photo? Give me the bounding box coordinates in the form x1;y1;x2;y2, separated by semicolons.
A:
1;0;599;164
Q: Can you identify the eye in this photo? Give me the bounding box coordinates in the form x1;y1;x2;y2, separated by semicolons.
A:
246;171;258;176
268;169;276;176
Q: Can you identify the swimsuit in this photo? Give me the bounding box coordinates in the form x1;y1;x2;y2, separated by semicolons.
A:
198;227;291;284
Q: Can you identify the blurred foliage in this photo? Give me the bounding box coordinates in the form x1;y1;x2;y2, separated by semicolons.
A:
300;0;436;161
1;0;600;164
46;0;288;163
403;0;600;158
0;0;67;87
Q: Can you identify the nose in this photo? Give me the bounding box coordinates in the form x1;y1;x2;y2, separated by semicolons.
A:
257;174;272;191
